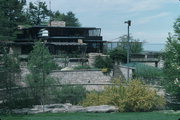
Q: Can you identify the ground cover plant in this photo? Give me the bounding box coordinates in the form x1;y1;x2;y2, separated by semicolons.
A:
0;112;179;120
125;63;164;85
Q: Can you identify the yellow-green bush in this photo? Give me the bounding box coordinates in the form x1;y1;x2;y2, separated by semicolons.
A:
82;79;166;112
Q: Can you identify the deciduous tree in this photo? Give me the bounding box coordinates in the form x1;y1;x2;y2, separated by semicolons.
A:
109;35;143;64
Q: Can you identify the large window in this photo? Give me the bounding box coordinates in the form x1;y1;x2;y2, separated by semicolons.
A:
88;29;101;36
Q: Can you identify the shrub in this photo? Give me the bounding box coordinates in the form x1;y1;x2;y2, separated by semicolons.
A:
54;85;87;105
94;56;113;74
26;74;56;105
108;47;127;64
94;56;113;69
82;79;166;112
1;88;35;109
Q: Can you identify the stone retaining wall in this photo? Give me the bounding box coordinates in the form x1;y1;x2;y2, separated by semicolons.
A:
20;68;112;90
51;70;112;91
51;70;111;84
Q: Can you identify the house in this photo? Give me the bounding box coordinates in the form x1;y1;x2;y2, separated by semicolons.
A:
12;25;104;56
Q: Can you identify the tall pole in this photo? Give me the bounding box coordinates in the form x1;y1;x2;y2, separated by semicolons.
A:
49;0;52;26
127;22;130;64
124;20;131;80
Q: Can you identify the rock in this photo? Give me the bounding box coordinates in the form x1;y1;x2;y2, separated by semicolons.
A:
51;108;67;113
85;105;118;113
31;103;73;113
61;67;74;71
162;110;180;115
50;104;85;113
12;108;31;114
11;104;119;114
67;105;86;112
45;104;67;109
28;109;45;114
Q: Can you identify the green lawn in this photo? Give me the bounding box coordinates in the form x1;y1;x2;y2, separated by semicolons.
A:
1;112;179;120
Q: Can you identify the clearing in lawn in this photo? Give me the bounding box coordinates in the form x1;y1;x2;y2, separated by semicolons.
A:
1;112;180;120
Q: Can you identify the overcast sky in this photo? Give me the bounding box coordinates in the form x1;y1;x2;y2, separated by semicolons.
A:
27;0;180;44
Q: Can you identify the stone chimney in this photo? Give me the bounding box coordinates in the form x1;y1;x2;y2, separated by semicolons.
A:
49;21;66;27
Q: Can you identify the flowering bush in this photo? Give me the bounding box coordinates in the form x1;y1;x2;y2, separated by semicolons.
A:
82;79;166;112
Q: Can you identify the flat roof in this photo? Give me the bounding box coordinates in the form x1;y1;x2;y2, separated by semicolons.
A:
12;42;87;46
48;42;87;46
49;36;85;39
22;25;101;30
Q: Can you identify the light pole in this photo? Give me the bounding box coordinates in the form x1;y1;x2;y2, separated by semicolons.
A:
124;20;131;80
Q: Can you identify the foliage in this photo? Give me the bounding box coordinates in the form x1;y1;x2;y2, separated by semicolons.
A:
164;16;180;103
27;1;51;25
94;56;113;75
82;79;166;112
126;63;164;84
52;11;81;27
0;0;82;41
0;52;20;88
0;48;20;72
25;3;81;26
108;47;127;64
108;35;143;64
26;74;55;88
1;88;35;109
0;0;26;41
27;40;56;77
94;56;113;73
74;65;92;70
119;35;143;54
1;112;180;120
53;85;87;105
0;46;21;109
26;74;55;105
28;41;57;75
26;41;57;104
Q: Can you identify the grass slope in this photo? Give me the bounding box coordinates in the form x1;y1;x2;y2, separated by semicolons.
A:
1;112;179;120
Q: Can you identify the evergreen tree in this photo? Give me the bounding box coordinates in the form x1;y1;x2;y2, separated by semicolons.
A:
27;41;56;84
52;11;81;27
0;0;26;41
27;1;51;25
26;41;56;104
0;46;20;109
164;16;180;104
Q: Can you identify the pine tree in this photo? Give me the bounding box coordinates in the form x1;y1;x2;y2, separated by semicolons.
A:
52;11;81;27
26;41;56;104
164;16;180;104
0;0;25;41
27;1;51;25
0;46;20;109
